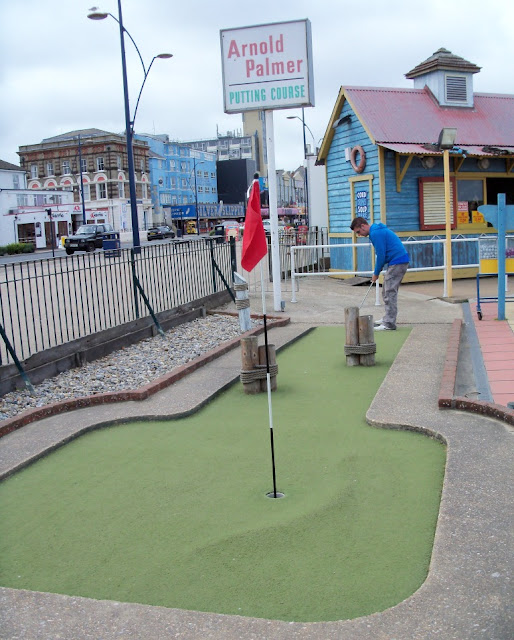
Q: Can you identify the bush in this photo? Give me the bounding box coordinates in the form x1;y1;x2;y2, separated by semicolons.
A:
0;246;7;256
6;243;35;255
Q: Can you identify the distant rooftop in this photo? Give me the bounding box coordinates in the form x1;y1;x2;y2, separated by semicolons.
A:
41;128;117;143
0;159;23;171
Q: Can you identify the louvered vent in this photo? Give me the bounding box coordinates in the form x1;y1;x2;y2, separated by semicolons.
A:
445;75;467;102
422;181;454;228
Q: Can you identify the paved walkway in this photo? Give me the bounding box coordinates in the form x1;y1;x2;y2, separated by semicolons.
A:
1;276;513;639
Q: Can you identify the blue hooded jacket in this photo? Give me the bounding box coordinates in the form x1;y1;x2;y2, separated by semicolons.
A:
369;223;409;276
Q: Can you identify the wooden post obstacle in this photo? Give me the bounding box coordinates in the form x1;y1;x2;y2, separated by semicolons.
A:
344;307;376;366
240;336;278;394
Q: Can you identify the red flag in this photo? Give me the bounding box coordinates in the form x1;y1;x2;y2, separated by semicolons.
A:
241;180;267;272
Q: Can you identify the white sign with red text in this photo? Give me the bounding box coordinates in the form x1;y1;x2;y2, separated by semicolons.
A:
220;19;314;113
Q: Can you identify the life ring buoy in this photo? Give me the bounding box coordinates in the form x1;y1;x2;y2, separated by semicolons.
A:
350;146;366;173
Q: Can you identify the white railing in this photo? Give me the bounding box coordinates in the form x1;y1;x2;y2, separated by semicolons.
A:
290;236;492;303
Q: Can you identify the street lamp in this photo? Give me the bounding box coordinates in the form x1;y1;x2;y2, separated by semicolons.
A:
287;108;316;227
190;158;205;235
87;4;172;251
437;127;457;298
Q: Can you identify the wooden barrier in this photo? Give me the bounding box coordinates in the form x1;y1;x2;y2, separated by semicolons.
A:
240;338;278;394
344;307;376;366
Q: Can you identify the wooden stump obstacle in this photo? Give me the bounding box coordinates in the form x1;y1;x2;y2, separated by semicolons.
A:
344;307;376;366
240;336;278;394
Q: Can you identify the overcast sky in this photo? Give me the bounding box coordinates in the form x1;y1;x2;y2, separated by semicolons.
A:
1;0;513;171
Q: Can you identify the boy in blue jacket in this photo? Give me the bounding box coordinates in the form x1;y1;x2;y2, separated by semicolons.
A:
350;217;409;330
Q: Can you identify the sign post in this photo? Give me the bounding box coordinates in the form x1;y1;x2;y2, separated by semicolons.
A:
220;19;314;311
478;194;514;320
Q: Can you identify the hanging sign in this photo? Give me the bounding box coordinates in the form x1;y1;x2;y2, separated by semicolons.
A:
220;19;314;113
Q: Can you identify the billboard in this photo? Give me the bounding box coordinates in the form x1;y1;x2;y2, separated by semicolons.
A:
220;19;314;113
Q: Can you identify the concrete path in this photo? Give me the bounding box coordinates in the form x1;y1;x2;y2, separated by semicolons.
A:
1;276;513;639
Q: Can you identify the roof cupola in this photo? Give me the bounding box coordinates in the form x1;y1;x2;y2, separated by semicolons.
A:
405;48;480;108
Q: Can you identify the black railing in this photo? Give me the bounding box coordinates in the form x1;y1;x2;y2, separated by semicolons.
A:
0;239;235;365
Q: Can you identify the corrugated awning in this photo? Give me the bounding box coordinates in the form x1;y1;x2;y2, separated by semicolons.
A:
379;142;514;157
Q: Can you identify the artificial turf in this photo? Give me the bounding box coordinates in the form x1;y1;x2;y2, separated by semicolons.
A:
0;327;446;622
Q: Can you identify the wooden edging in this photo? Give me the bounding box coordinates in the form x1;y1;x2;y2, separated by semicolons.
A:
0;314;290;439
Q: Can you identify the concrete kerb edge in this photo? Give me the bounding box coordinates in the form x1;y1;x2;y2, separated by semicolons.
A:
0;314;291;440
0;325;315;483
438;318;514;426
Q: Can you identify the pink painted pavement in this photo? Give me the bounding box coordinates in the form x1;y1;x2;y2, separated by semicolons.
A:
472;300;514;407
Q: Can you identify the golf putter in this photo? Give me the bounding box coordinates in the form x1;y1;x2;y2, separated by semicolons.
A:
359;281;374;309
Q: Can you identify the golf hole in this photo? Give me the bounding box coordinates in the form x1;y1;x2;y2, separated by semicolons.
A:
266;491;285;499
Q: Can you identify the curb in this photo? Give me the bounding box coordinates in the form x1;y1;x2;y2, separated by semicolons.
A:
438;318;514;426
0;314;290;439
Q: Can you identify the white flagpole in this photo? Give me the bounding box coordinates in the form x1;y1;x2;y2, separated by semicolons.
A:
260;261;278;498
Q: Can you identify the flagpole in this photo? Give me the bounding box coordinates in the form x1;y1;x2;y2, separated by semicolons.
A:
260;262;278;498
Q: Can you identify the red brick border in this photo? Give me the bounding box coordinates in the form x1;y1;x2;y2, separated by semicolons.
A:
438;318;514;426
0;314;290;439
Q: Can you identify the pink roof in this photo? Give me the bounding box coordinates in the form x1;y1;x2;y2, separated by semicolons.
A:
344;86;514;147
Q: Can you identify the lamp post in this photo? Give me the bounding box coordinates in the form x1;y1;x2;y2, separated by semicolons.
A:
87;4;172;251
437;127;457;298
77;134;87;225
190;157;205;235
287;108;315;226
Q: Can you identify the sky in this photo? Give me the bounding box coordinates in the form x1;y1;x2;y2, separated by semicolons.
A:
1;0;513;171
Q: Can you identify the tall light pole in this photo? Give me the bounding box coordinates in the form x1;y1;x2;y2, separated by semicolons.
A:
189;157;205;235
77;134;87;225
437;127;457;298
287;108;315;227
87;4;172;251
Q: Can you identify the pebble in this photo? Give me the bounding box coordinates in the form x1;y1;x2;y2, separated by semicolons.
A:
0;314;259;422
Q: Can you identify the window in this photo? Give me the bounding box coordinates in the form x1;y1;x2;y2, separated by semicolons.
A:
172;196;177;205
12;174;20;189
181;178;187;188
456;179;485;225
80;158;88;173
210;172;215;179
33;194;45;206
169;159;176;169
83;183;91;201
96;157;105;171
170;177;176;188
161;193;171;204
116;155;122;170
118;181;125;198
180;162;187;171
17;194;29;206
198;186;203;193
212;187;217;194
204;171;209;178
48;194;62;204
30;164;38;179
197;169;202;177
183;196;188;204
142;183;148;199
96;182;107;199
62;181;73;192
140;159;145;172
419;177;457;230
46;161;54;176
62;160;71;175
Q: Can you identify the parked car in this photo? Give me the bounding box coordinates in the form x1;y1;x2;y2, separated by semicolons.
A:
262;220;286;235
147;225;175;241
64;223;114;255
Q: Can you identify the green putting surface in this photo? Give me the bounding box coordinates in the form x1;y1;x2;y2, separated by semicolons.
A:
0;327;445;622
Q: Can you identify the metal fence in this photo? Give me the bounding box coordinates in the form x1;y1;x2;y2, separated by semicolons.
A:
0;239;235;365
242;227;329;293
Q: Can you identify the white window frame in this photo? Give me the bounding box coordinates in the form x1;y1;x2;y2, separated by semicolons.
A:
83;183;91;201
62;160;71;175
118;181;125;198
96;182;107;199
96;157;105;171
30;164;38;179
80;158;87;173
46;161;54;176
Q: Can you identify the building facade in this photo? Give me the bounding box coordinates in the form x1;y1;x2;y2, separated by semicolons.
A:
17;129;153;234
317;48;514;279
135;134;218;233
0;159;74;249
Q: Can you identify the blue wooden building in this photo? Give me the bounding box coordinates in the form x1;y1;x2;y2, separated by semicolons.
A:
317;48;514;280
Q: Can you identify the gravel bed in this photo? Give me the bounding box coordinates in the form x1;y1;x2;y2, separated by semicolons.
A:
0;314;258;422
